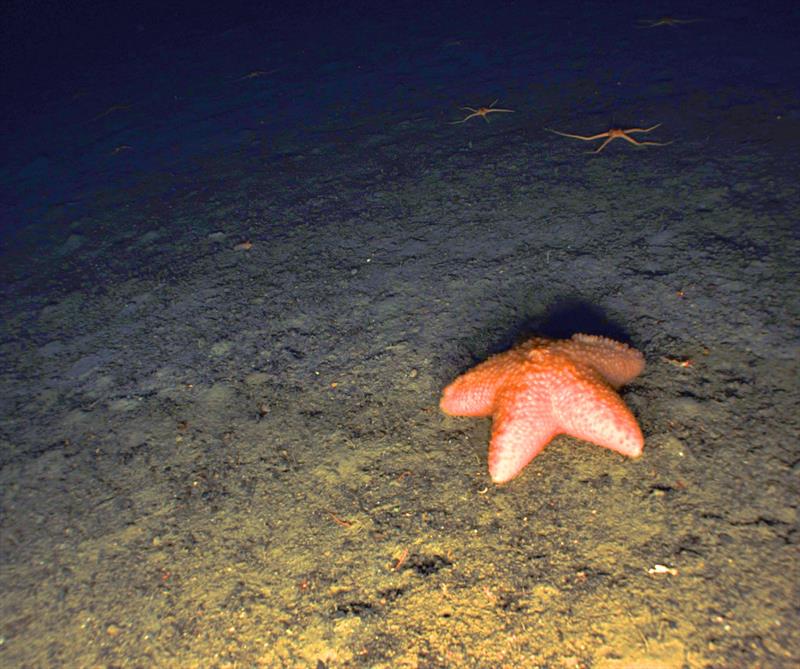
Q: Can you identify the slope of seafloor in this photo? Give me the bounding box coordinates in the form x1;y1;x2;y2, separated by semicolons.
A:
1;5;799;669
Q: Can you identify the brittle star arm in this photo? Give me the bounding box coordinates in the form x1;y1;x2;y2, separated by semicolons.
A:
451;108;482;124
598;131;671;153
481;101;514;114
623;123;662;134
545;128;611;141
593;136;616;153
636;17;703;27
479;106;515;121
622;138;672;147
616;135;661;147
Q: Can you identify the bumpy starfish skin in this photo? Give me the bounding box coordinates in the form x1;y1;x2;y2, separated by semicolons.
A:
440;334;645;483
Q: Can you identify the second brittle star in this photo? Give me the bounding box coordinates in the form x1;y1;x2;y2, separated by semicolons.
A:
545;124;672;153
636;16;703;28
451;99;514;124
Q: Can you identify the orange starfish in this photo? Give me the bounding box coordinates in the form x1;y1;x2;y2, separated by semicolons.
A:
545;124;671;153
440;334;645;484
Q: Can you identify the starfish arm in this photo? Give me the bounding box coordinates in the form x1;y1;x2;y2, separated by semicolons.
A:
624;124;662;134
461;106;478;112
440;351;521;417
554;368;644;458
556;334;645;388
487;388;558;483
488;108;514;113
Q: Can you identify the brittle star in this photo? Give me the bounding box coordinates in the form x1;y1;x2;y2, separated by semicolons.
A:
545;124;672;153
451;99;514;124
91;104;132;122
236;67;283;81
636;16;703;28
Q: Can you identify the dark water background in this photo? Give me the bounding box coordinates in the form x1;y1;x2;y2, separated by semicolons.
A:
2;0;797;239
